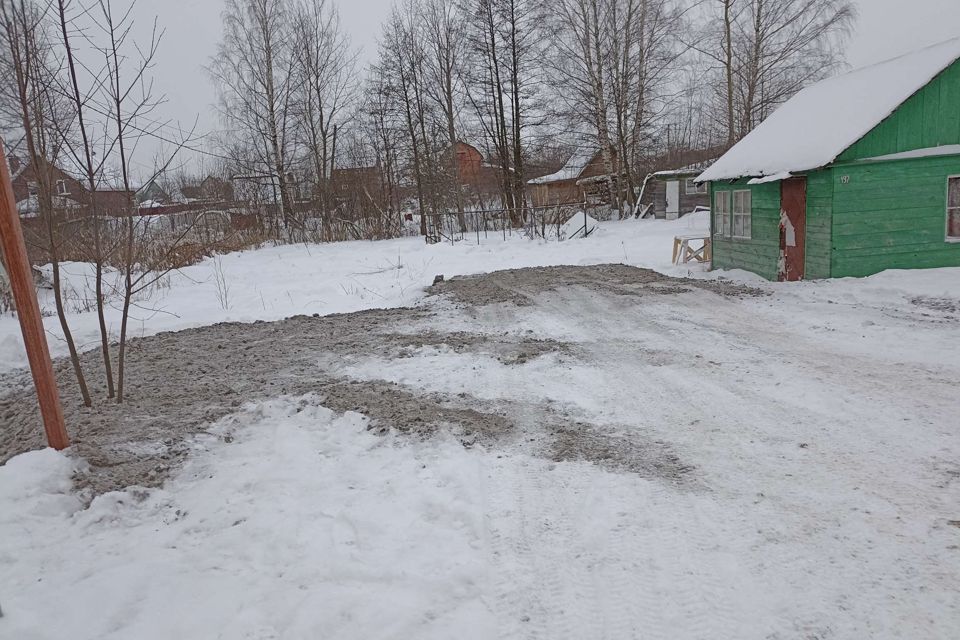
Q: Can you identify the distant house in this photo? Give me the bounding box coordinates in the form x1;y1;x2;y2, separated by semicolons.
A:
136;180;170;205
650;160;715;220
527;148;619;207
699;37;960;281
331;164;398;211
201;176;234;202
444;141;506;201
181;176;235;203
93;188;136;214
7;154;84;216
449;141;483;182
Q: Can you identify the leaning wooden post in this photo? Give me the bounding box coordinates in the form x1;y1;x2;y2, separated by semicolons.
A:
0;139;69;450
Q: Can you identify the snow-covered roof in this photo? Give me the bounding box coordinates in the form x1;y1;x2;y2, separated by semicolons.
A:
698;37;960;183
16;194;82;215
16;195;40;216
653;160;717;179
528;149;598;185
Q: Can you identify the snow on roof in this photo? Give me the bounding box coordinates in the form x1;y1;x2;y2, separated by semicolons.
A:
860;144;960;163
16;194;40;215
653;160;717;179
528;149;598;185
698;37;960;183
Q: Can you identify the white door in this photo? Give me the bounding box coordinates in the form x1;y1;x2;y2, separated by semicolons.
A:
665;180;680;220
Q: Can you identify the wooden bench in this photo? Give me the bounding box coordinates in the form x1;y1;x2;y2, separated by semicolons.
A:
672;234;712;265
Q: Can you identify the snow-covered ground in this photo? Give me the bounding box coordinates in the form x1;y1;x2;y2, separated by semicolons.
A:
3;212;960;639
0;214;713;374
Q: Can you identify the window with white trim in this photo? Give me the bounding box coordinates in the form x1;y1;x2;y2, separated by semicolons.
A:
714;190;730;237
56;179;68;195
948;177;960;240
732;190;752;239
686;178;707;194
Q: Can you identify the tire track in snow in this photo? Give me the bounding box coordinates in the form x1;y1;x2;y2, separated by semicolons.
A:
481;453;744;639
482;455;552;639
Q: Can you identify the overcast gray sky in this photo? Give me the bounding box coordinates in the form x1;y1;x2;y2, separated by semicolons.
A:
131;0;960;176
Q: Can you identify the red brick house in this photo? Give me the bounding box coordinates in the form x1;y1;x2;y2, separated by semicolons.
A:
445;141;511;203
8;154;85;216
93;188;136;214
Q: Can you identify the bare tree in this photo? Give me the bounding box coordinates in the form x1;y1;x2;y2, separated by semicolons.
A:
722;0;736;145
289;0;357;220
734;0;855;134
462;0;540;225
691;0;855;144
92;0;187;403
1;0;92;406
422;0;467;230
547;0;684;212
377;2;435;236
56;0;118;398
362;67;404;223
211;0;296;229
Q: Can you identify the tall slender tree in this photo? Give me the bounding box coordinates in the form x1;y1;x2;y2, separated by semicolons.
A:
211;0;296;228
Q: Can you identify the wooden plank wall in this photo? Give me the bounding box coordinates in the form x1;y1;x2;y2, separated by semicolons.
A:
710;179;781;280
831;155;960;277
804;170;833;279
652;178;710;218
837;60;960;161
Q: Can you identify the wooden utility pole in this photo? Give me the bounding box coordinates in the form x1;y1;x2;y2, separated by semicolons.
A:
0;139;69;450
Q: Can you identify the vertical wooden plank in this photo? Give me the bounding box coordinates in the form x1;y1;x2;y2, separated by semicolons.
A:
939;62;960;145
921;80;942;147
0;140;69;450
897;94;924;151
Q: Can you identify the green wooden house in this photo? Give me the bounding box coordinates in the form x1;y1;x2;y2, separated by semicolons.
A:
698;38;960;281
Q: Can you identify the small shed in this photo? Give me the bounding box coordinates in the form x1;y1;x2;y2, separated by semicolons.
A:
527;148;617;207
698;37;960;281
651;161;714;220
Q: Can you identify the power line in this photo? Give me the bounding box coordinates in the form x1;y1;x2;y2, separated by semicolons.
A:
78;100;237;163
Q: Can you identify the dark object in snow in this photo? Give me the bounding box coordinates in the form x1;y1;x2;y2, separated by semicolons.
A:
32;266;53;290
433;275;444;285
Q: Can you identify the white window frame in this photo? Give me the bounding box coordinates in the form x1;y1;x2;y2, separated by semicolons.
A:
56;179;68;195
27;181;38;197
947;175;960;243
732;189;752;240
686;178;707;194
714;190;730;238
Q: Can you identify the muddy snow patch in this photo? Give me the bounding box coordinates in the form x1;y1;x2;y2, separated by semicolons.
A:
0;302;571;494
429;264;765;308
911;295;960;316
548;420;695;483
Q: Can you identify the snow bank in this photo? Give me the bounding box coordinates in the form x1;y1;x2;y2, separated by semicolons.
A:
0;449;82;521
559;213;599;240
0;396;497;639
